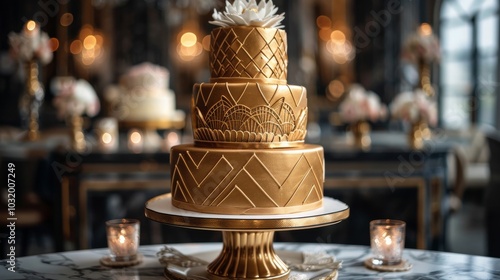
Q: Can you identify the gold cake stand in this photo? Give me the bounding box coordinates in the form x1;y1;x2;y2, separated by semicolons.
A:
145;193;349;280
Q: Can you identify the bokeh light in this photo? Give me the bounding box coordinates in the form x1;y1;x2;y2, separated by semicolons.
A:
202;35;211;51
83;35;97;49
60;13;73;26
319;28;332;41
180;32;197;47
331;30;346;44
419;23;433;36
327;79;345;101
101;132;112;144
49;38;59;52
316;15;332;29
70;40;82;54
130;131;142;144
26;20;36;31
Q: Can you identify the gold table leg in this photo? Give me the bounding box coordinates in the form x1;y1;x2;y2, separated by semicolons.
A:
207;231;290;280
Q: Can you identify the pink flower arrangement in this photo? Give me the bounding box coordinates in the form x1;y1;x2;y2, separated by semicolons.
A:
51;77;100;119
390;89;437;126
402;25;440;65
339;84;387;123
8;21;53;64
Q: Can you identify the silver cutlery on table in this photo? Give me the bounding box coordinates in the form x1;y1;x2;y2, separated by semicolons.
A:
158;246;341;280
285;260;342;271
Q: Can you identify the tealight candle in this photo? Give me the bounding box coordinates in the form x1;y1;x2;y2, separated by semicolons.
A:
23;20;41;51
106;219;140;262
24;20;40;38
127;129;143;153
370;219;406;266
95;118;118;152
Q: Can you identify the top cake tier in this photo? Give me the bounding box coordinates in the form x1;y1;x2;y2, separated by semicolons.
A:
120;62;169;90
210;26;287;84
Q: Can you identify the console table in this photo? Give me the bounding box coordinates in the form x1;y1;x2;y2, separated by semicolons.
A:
47;130;452;252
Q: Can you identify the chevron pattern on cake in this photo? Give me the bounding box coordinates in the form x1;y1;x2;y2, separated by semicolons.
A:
195;83;306;109
171;151;235;205
209;153;323;208
210;27;287;81
170;145;324;214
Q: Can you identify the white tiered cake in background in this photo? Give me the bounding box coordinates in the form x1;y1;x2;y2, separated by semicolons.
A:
106;62;184;123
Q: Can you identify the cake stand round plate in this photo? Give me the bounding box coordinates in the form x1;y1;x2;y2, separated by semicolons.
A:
145;193;349;280
145;193;349;231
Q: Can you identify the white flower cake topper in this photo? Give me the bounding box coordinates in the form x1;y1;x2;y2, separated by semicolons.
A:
210;0;285;29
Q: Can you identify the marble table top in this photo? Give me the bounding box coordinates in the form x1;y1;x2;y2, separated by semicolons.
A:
1;243;500;279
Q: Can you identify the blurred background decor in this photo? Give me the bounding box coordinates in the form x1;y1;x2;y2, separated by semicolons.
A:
105;62;185;152
339;84;386;150
8;20;53;141
402;23;440;97
390;89;437;149
51;76;100;152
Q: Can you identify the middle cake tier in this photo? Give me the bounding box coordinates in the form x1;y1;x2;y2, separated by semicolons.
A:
192;82;308;148
170;144;324;215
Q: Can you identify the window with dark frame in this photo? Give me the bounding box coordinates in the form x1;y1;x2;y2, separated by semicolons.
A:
439;0;499;129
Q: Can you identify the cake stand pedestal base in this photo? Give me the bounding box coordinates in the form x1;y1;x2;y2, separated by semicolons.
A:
207;231;289;280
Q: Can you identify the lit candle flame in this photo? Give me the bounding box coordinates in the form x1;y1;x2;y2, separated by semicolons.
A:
26;20;36;31
101;132;112;144
24;20;40;38
384;235;392;246
419;23;433;36
130;131;142;144
118;234;126;244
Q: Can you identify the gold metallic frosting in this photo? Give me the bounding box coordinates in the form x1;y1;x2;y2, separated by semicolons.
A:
210;26;287;83
170;144;324;214
192;82;307;147
171;24;325;215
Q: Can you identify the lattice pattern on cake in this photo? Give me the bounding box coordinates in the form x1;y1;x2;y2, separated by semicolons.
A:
193;83;307;143
210;27;287;81
170;145;324;214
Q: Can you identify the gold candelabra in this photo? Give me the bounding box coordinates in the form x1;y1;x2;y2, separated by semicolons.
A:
20;60;44;141
408;119;431;150
351;120;371;150
69;115;86;152
418;59;434;98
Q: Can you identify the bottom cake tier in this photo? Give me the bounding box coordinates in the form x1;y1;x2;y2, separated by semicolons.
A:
170;144;324;215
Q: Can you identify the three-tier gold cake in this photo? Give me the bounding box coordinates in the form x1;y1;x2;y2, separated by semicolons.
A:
170;2;325;215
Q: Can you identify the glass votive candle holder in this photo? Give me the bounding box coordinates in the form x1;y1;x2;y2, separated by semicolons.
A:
106;219;140;262
370;219;406;266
